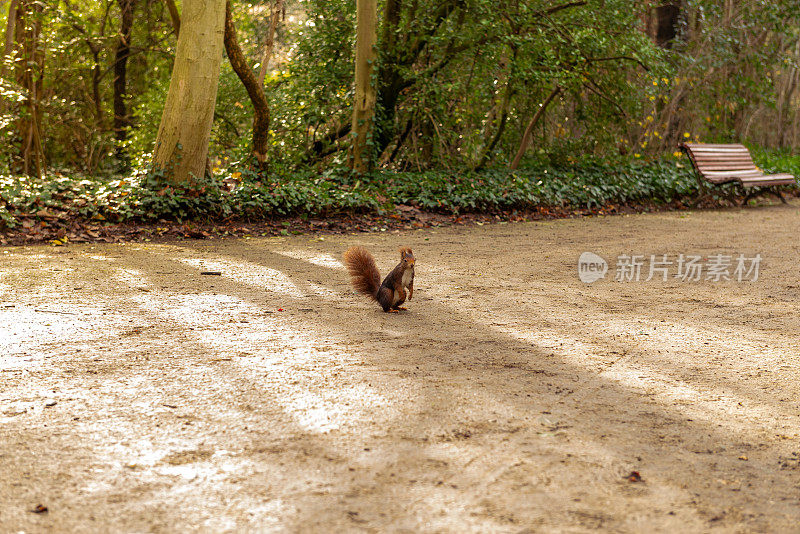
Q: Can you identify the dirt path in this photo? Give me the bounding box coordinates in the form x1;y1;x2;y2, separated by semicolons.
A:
2;202;800;532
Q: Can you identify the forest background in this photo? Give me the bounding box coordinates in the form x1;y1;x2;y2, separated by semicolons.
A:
1;0;799;237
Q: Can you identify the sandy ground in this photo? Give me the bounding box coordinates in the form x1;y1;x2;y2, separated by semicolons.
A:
2;201;800;533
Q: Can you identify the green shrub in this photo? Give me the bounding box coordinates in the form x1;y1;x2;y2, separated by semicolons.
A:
1;153;798;230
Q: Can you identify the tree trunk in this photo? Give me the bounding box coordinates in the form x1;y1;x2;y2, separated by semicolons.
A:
257;0;283;85
114;0;135;167
1;0;18;119
350;0;377;174
372;0;410;158
12;0;44;178
223;0;270;169
473;91;511;171
372;0;460;159
509;85;561;170
305;0;458;163
473;48;515;171
2;0;18;70
152;0;226;185
89;42;103;126
646;1;686;49
418;117;433;166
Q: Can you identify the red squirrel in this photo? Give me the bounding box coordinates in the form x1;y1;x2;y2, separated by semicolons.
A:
343;246;415;313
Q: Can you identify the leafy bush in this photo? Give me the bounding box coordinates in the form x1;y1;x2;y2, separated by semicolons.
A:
382;160;700;212
1;152;797;230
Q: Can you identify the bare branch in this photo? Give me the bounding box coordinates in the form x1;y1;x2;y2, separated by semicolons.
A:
3;0;18;61
257;0;283;84
585;55;650;71
510;85;562;170
164;0;180;37
543;1;588;16
224;0;270;167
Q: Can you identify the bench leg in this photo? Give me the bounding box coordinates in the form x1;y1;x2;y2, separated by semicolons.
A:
737;182;750;206
746;188;788;205
730;186;743;205
740;187;787;206
740;188;760;207
692;191;711;208
691;175;710;208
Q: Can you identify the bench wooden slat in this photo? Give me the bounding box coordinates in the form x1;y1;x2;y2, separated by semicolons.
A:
683;143;747;147
696;163;758;171
687;149;751;156
695;161;755;167
692;147;751;151
693;155;755;163
697;168;759;175
696;165;756;171
702;170;762;177
693;154;755;163
683;143;750;150
740;174;795;188
686;146;750;152
693;152;753;157
693;156;752;162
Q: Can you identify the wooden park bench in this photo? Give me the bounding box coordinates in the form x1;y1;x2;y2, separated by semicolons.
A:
679;143;796;205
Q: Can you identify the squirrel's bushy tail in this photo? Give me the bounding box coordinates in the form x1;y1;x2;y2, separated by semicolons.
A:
343;246;381;299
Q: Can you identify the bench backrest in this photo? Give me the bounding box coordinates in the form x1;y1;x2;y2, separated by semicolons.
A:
680;143;761;184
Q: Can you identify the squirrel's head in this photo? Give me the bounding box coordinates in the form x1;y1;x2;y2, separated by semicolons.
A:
399;247;415;267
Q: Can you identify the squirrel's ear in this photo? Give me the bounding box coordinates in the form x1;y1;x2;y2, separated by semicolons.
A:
398;246;413;257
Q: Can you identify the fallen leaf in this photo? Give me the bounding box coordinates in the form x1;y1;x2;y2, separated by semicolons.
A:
625;471;643;483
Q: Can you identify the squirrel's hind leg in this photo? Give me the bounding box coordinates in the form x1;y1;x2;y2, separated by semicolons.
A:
391;291;407;310
377;286;394;312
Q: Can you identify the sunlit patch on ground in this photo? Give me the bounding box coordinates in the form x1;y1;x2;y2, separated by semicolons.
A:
113;267;152;290
126;286;394;434
273;249;345;270
179;257;305;297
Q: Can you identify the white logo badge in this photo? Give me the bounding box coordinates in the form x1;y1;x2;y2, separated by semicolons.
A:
578;252;608;283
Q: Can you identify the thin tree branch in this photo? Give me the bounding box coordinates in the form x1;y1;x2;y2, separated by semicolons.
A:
403;0;460;65
386;118;413;164
510;85;562;170
257;0;283;84
224;0;270;168
585;55;650;71
303;121;351;162
163;0;180;37
543;1;588;16
3;0;17;62
582;74;627;117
